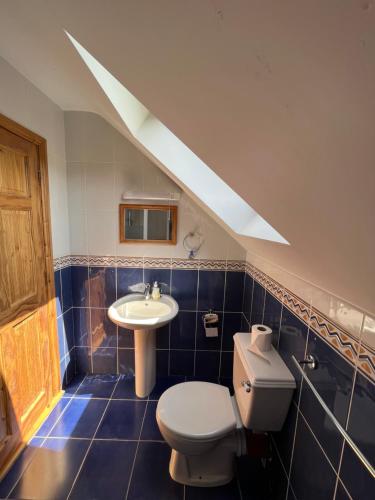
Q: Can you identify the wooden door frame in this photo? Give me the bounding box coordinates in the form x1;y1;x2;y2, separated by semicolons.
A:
0;113;61;475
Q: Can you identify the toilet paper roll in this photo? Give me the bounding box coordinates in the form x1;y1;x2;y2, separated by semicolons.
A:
250;324;272;352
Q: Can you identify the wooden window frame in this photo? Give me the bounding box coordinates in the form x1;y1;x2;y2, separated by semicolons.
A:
119;203;177;245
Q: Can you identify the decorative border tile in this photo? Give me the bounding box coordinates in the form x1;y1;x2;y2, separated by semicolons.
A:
69;255;89;266
226;260;245;272
116;256;144;268
53;255;235;271
53;255;71;271
198;259;227;271
245;264;375;382
89;255;117;267
143;257;172;269
171;258;199;270
283;289;311;325
309;309;359;365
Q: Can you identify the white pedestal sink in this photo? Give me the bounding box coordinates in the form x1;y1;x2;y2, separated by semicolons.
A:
108;293;179;397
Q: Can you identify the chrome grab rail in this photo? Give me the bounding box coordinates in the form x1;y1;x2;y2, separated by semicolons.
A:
292;355;375;479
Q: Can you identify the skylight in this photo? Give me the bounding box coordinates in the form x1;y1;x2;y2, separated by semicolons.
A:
66;32;288;244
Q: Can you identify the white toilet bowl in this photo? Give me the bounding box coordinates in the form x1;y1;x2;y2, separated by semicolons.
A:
156;332;296;487
156;381;246;486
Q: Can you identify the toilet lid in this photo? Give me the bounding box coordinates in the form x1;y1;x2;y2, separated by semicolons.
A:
157;382;236;440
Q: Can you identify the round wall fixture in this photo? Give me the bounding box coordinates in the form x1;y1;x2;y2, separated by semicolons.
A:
183;230;204;259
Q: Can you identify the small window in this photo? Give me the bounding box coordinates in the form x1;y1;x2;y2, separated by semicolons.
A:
119;204;177;244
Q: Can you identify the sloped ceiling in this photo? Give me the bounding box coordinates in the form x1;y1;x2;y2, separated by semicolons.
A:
0;0;374;313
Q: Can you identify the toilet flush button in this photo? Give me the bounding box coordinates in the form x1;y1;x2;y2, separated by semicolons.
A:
241;380;252;393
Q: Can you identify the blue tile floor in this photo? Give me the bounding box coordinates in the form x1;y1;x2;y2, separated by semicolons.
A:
0;374;268;500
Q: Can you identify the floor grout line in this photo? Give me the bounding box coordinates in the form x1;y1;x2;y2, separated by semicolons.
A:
66;376;121;499
6;375;87;499
124;398;149;500
31;436;165;443
67;395;149;402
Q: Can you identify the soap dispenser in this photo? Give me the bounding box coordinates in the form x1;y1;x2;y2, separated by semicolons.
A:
152;281;161;300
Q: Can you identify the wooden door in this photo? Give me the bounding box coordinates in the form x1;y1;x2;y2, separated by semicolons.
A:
0;114;60;472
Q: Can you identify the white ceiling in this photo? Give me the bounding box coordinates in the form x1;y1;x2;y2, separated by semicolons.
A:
0;0;374;313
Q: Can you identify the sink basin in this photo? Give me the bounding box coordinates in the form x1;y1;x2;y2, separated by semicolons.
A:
108;293;179;397
108;293;178;330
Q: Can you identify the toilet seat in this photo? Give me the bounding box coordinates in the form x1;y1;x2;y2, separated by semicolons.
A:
156;381;237;441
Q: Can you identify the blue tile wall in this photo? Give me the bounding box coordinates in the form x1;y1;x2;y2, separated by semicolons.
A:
171;269;198;310
346;371;375;464
250;280;265;325
170;311;196;350
54;261;374;500
144;268;171;295
54;269;75;389
278;307;309;400
263;291;283;347
89;266;116;308
339;442;374;500
117;267;143;296
56;265;247;381
61;267;73;312
242;272;253;321
224;271;244;312
197;270;226;311
240;272;375;500
290;414;337;500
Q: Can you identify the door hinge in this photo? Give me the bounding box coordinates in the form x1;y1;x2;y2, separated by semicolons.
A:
37;168;42;182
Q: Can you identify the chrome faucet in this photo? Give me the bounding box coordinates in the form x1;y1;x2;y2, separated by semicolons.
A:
144;283;151;300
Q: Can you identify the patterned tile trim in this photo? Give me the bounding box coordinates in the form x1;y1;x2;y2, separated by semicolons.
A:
245;263;375;382
53;255;233;271
309;309;359;365
198;259;227;271
89;255;117;267
116;256;144;268
226;260;246;272
143;257;172;269
53;255;71;271
171;258;200;270
69;255;90;266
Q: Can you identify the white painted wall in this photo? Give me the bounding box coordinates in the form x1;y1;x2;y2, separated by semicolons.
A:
65;112;245;261
0;56;70;258
1;2;373;317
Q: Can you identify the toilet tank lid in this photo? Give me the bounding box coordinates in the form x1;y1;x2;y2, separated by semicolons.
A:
234;332;296;389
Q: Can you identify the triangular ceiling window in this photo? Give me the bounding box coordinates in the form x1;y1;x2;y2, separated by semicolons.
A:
66;32;288;244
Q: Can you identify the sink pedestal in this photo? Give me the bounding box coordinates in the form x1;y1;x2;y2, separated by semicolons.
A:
134;329;156;397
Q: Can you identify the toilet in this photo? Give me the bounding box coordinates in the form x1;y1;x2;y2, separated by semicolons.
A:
156;332;296;487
